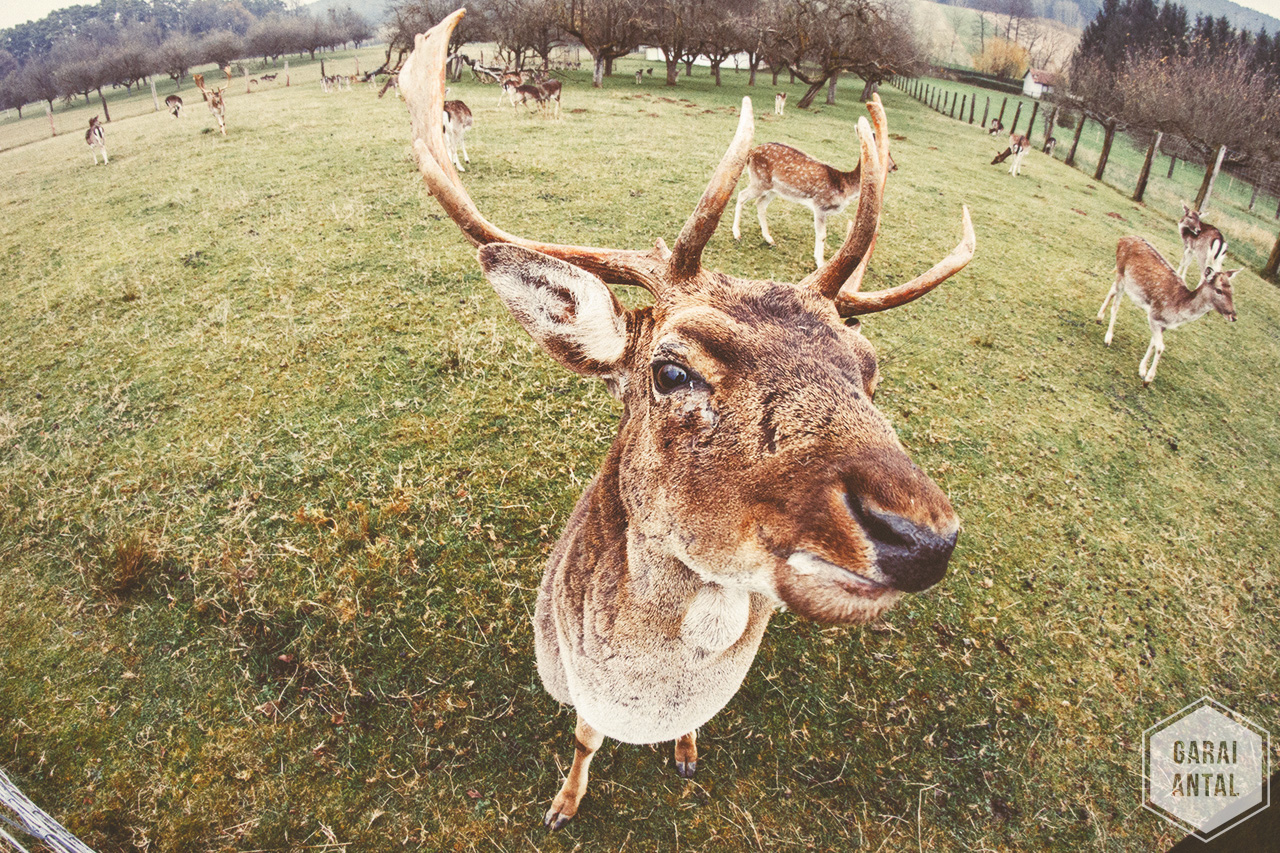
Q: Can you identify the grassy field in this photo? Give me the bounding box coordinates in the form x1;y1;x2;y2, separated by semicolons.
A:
1;49;1278;853
898;74;1280;274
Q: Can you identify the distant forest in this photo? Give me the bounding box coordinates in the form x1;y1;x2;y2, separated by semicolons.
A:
934;0;1280;33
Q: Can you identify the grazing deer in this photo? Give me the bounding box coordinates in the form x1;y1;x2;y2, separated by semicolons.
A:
1005;133;1030;176
1042;136;1056;156
377;73;400;99
635;69;644;84
193;73;227;135
513;83;548;113
165;94;183;119
443;99;473;172
774;91;786;116
261;73;277;82
732;141;899;267
1176;203;1227;282
987;118;1004;135
1097;236;1238;385
402;11;974;830
85;116;107;164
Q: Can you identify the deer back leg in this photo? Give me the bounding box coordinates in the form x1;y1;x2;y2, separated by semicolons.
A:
674;730;698;778
733;185;762;241
1103;276;1123;345
545;716;605;831
813;209;828;267
1176;247;1191;279
755;192;776;245
1142;325;1165;385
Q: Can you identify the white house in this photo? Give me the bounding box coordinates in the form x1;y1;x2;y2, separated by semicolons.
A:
1022;69;1059;99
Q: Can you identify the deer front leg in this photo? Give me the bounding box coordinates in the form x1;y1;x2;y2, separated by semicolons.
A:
732;186;758;241
756;193;775;245
545;715;604;831
674;730;697;778
1176;247;1191;279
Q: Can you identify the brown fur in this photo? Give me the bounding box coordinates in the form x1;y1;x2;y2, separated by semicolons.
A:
1098;236;1238;385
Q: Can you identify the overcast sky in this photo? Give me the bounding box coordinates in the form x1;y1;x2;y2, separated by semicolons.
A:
2;0;1279;38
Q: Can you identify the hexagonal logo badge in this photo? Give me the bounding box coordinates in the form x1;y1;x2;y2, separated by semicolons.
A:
1144;696;1270;841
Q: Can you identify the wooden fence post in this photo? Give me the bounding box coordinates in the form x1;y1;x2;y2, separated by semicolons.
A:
285;60;290;86
1167;154;1176;178
1133;131;1162;203
969;93;975;124
951;94;958;118
1094;120;1117;181
1264;232;1280;278
1025;101;1039;145
1010;102;1023;136
150;77;159;111
1065;115;1086;167
981;96;990;128
997;97;1008;127
1197;145;1227;212
45;101;56;137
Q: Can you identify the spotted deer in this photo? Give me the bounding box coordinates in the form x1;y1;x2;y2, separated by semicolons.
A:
165;94;183;118
990;133;1030;175
402;10;974;830
1097;236;1238;385
732;141;898;267
85;116;107;164
193;73;227;135
443;99;473;172
774;91;786;116
1176;203;1227;282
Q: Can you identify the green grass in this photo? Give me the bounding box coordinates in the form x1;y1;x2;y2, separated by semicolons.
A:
2;53;1278;852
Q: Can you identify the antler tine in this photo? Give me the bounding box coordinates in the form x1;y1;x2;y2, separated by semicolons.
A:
800;117;882;300
835;206;975;316
403;9;666;292
669;97;755;279
842;95;890;294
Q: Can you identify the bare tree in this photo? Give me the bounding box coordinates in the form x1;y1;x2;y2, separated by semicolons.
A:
645;0;702;86
554;0;647;87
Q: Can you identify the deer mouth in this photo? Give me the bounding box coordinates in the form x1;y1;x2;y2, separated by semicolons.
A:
785;552;894;599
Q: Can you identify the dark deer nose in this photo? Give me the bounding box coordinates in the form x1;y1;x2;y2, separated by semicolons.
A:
849;497;956;593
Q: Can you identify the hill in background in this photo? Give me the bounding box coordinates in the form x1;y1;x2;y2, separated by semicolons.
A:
305;0;392;27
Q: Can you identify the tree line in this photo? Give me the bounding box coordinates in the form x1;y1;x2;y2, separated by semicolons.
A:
1066;0;1280;209
383;0;924;109
0;0;373;118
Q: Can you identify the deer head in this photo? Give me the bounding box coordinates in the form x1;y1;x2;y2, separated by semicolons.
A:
402;10;974;620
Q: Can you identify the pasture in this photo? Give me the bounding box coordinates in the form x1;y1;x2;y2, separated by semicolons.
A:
1;50;1278;852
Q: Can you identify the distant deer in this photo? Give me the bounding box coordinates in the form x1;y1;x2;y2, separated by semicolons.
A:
732;141;898;267
1004;133;1030;176
1042;136;1056;156
1097;236;1238;385
193;73;227;135
538;78;562;118
165;94;183;119
987;118;1004;135
1176;203;1227;282
774;91;786;116
443;99;473;172
402;12;974;829
635;69;643;84
85;116;107;164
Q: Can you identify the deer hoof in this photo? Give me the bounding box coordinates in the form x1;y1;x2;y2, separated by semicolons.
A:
675;759;697;779
545;808;573;831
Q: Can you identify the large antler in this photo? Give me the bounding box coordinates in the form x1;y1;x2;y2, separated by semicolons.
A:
402;9;669;293
802;99;975;316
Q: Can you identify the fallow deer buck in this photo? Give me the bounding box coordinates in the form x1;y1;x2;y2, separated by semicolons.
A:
165;94;183;119
990;133;1030;176
732;141;898;267
402;10;974;830
1097;236;1238;386
85;116;107;164
193;73;228;135
1176;202;1227;282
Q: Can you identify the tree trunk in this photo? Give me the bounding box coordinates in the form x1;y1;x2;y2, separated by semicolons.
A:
1264;232;1280;278
771;66;780;85
796;77;828;109
1167;154;1176;178
748;58;758;86
150;77;159;111
45;101;55;136
593;54;605;88
684;58;692;76
97;87;111;122
1093;121;1116;181
826;72;839;105
1248;182;1259;210
665;57;679;86
859;78;878;101
1195;145;1227;212
1133;131;1162;203
1066;115;1086;167
713;61;722;86
606;56;614;76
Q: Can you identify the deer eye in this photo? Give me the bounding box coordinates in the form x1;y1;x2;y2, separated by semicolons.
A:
652;361;691;394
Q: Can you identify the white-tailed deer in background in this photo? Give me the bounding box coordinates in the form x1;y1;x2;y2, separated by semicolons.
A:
165;94;183;118
1176;202;1227;282
193;73;227;135
402;11;975;830
442;99;473;171
85;116;107;164
1097;236;1238;385
774;91;786;115
732;141;899;267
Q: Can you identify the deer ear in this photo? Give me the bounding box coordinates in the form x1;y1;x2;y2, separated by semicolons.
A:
478;244;629;378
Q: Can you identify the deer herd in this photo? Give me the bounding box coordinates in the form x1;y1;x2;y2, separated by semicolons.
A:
65;6;1247;831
